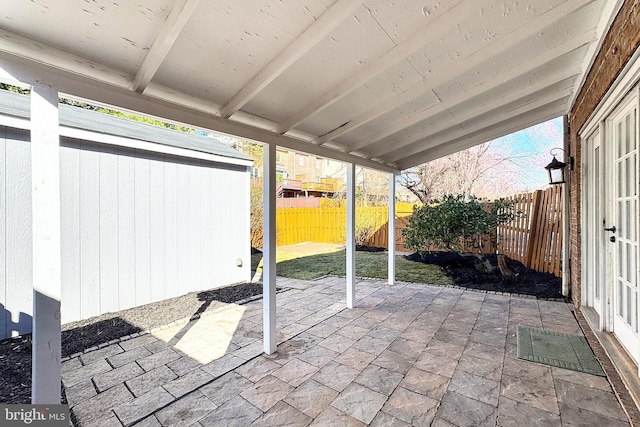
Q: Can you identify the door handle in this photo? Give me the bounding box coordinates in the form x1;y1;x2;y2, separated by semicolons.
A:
604;226;616;233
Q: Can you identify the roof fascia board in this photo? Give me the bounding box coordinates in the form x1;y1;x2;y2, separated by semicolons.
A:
0;52;398;173
0;109;253;167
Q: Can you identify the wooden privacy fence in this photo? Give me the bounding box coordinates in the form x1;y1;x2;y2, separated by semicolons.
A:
497;186;563;277
251;203;415;247
366;186;564;277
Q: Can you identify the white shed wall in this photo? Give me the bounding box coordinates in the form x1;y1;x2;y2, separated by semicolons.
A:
0;127;33;339
0;126;251;338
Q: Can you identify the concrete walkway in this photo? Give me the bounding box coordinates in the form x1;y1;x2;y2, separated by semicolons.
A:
62;277;631;426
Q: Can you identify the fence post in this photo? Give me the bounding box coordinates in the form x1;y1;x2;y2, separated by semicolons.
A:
525;190;543;268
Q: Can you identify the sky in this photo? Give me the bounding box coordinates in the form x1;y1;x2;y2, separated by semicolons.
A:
482;116;565;194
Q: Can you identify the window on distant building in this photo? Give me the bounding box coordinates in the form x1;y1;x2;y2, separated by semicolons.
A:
298;155;304;166
316;158;321;169
276;151;283;163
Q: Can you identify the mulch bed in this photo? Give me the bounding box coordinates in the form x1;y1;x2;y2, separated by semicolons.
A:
356;245;386;252
405;251;565;299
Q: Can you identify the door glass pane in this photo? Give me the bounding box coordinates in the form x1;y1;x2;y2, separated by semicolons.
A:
618;121;623;157
627;242;633;283
627;286;632;325
627;157;632;197
618;201;624;238
631;292;638;333
618;241;624;278
634;200;638;241
627;243;638;289
633;155;637;197
633;109;638;151
618;160;623;197
626;114;632;155
619;281;625;317
627;200;633;240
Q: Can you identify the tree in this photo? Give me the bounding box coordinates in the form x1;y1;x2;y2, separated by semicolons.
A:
229;140;264;247
402;194;514;253
0;83;195;133
0;83;29;95
398;139;549;203
232;140;263;169
249;178;264;248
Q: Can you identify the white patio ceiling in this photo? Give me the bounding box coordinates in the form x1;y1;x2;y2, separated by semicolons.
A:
0;0;618;172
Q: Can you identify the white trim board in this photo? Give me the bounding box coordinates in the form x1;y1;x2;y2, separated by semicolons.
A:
0;114;253;168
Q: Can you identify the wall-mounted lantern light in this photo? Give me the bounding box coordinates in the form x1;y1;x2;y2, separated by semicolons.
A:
545;148;574;185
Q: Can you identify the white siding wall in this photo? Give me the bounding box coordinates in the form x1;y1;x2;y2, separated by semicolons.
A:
0;127;250;337
0;127;32;339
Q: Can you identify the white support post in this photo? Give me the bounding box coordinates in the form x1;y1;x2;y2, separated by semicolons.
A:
388;173;396;285
346;163;356;308
263;143;277;354
31;84;62;404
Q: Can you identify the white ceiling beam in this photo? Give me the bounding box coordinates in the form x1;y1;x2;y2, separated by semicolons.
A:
0;28;131;89
367;65;583;159
0;51;398;173
384;86;574;164
396;103;568;170
131;0;202;93
219;0;363;119
274;0;479;134
352;31;594;154
316;0;595;146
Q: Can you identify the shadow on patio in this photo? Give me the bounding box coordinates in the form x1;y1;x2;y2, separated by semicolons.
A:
62;277;631;426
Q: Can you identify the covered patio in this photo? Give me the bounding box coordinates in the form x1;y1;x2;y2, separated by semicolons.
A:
1;0;638;424
62;276;630;426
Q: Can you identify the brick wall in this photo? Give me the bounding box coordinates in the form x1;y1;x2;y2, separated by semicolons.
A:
568;0;640;307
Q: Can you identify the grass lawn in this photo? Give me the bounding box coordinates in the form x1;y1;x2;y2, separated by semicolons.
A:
252;246;452;285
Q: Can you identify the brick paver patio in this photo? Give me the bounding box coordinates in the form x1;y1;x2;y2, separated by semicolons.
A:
62;277;632;426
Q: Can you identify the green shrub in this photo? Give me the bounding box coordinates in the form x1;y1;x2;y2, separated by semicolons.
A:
402;194;513;254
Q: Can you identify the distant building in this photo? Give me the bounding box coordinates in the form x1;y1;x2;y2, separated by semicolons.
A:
271;149;344;197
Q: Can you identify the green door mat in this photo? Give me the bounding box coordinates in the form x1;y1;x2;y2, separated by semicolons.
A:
517;326;605;376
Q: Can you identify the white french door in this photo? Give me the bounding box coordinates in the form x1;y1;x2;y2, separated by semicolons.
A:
583;90;640;366
609;96;640;364
583;128;605;321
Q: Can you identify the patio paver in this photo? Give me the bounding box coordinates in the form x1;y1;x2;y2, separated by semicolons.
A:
61;277;633;426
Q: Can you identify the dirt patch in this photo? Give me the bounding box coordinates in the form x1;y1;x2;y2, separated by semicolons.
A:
0;282;271;405
405;251;564;300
